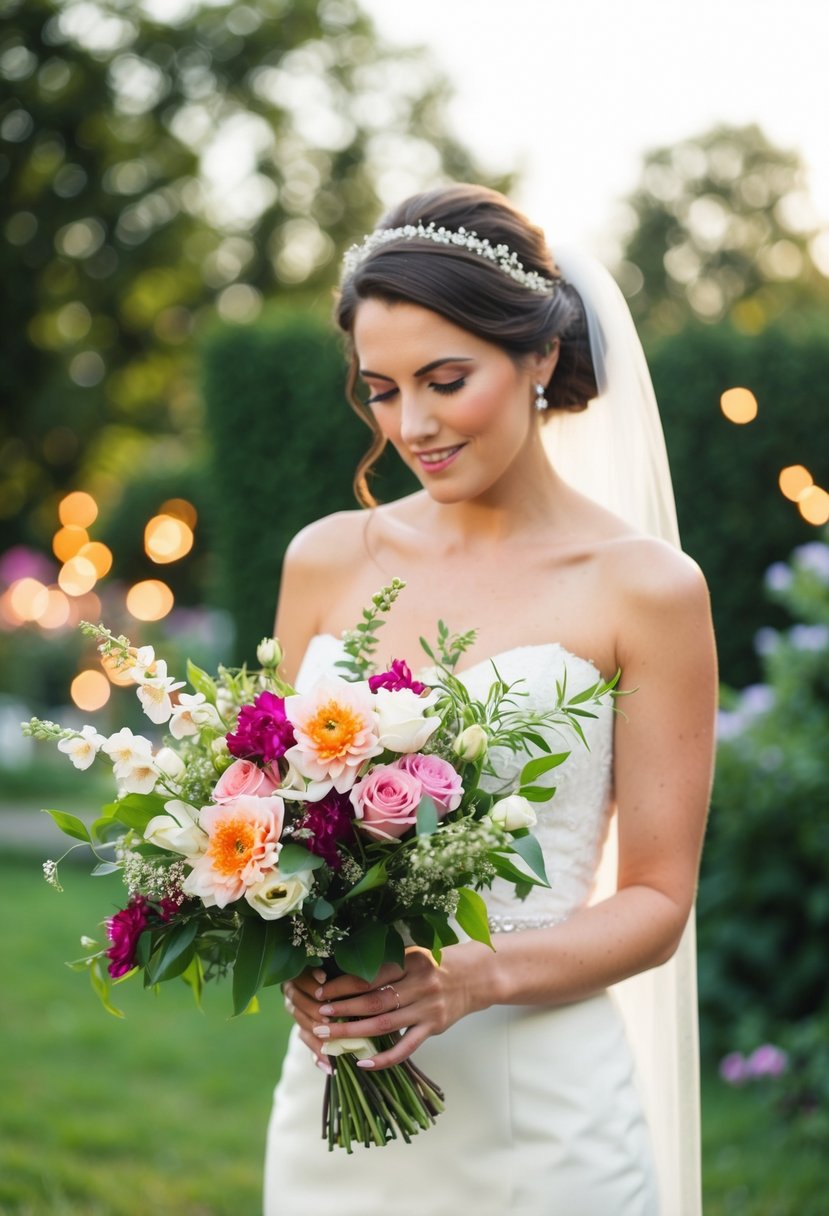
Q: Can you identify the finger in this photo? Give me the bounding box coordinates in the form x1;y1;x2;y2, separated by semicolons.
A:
311;1001;410;1045
297;1026;333;1073
311;962;406;1002
356;1025;429;1071
317;981;402;1021
284;981;329;1025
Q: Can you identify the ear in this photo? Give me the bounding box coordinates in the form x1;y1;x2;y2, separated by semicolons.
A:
526;338;560;386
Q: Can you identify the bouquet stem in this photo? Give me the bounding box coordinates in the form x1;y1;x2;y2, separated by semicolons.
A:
322;1035;445;1151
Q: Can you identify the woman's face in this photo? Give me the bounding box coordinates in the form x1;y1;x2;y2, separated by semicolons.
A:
353;298;550;504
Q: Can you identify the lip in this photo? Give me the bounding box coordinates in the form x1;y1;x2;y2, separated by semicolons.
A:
412;444;466;473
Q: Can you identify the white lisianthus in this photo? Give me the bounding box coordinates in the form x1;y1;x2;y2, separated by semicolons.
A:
452;723;488;762
256;637;283;668
154;746;186;782
373;687;441;754
169;692;222;739
244;867;314;919
134;659;186;725
322;1037;376;1060
490;794;538;831
145;799;207;855
57;724;106;771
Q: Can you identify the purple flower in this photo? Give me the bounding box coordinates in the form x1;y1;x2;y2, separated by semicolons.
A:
299;790;355;868
226;690;295;765
747;1044;788;1078
105;896;149;978
718;1051;750;1086
369;660;426;696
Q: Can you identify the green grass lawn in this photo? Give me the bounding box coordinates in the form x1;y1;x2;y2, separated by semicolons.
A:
0;855;826;1215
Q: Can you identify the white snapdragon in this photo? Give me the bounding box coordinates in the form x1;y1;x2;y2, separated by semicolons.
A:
57;724;106;771
134;659;186;725
373;687;441;753
169;692;222;739
490;794;537;831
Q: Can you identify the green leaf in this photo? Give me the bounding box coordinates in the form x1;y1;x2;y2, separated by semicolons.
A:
312;897;335;920
186;658;218;706
490;854;548;889
278;842;325;876
232;917;272;1016
522;731;551;754
419;636;436;661
334;921;388;983
384;926;406;972
104;793;168;833
91;861;121;876
91;815;122;844
261;934;307;988
416;795;439;836
568;680;603;705
145;919;199;984
179;954;204;1009
342;860;388;901
424;912;459;950
455;888;493;948
43;809;90;843
88;958;125;1018
519;752;570;785
518;784;558;803
509;833;550;885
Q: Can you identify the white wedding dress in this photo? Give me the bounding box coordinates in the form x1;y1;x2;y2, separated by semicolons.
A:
264;635;660;1216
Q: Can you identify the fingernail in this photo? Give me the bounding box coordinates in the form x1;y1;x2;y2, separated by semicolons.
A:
312;1024;331;1039
312;969;327;984
356;1059;375;1069
318;1004;333;1016
284;999;295;1015
314;986;325;1000
315;1058;333;1075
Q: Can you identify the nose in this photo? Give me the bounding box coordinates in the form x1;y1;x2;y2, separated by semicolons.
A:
398;388;440;447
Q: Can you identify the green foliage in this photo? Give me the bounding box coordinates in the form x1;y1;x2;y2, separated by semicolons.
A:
200;311;416;661
697;535;829;1058
649;315;829;684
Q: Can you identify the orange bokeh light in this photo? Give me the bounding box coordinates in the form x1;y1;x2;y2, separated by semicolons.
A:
70;669;111;712
160;497;198;529
779;465;813;502
126;579;174;621
38;587;72;630
101;652;138;686
58;555;98;597
144;514;194;564
78;540;113;578
53;525;89;562
59;490;98;528
720;387;758;424
797;485;829;526
8;578;49;622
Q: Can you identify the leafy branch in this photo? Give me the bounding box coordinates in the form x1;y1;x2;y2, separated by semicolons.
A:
335;577;407;679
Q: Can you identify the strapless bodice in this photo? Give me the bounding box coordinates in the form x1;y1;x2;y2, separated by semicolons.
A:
295;635;615;930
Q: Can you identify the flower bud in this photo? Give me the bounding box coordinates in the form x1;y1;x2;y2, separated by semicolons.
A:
452;723;488;762
256;637;283;668
211;736;234;772
490;794;537;831
154;746;186;781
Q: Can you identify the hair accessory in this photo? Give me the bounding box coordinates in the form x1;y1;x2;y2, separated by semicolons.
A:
342;222;560;296
534;383;547;412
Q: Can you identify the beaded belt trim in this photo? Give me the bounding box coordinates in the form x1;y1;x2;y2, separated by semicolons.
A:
487;912;569;933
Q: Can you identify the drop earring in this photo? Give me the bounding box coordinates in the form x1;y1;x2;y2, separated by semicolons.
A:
534;383;547;413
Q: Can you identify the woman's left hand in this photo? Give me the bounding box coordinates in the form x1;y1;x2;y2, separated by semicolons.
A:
284;942;487;1070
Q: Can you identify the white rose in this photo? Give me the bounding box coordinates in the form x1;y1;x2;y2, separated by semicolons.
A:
256;637;283;667
145;799;207;856
154;746;186;782
452;723;488;762
322;1036;375;1060
373;687;441;754
490;794;537;831
244;867;314;920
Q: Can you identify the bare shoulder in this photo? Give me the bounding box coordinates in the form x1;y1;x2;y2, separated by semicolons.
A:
282;508;370;575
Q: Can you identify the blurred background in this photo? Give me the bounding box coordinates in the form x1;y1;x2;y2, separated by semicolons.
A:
1;1;828;1212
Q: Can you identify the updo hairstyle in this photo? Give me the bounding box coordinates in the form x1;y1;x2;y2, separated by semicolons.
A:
336;183;598;506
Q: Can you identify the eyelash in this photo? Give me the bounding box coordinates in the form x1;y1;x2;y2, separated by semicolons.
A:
366;377;467;405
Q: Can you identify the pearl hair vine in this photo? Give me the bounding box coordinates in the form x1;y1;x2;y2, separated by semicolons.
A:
341;221;562;296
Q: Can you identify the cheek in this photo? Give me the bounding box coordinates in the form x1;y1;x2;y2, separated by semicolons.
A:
451;375;523;436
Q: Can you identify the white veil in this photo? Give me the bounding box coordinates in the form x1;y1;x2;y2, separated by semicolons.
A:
543;249;701;1216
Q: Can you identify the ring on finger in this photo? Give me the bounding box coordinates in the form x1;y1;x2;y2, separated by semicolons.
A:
379;983;401;1011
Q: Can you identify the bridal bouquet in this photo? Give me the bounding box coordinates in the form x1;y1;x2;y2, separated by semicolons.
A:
23;579;617;1151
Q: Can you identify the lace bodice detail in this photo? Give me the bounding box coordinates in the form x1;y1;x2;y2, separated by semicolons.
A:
295;635;615;930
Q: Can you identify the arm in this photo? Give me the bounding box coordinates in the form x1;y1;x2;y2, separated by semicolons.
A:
286;545;717;1067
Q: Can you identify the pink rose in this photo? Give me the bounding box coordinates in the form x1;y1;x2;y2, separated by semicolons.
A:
394;753;462;813
213;758;278;802
350;764;422;841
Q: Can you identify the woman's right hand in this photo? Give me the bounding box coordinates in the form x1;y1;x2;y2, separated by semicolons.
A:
283;969;333;1070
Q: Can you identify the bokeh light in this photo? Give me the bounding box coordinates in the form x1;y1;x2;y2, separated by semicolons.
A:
720;387;758;424
70;669;111;712
38;587;72;630
160;497;198;528
8;577;49;622
78;540;113;578
779;465;813;501
53;525;89;562
126;579;174;621
144;514;194;564
59;490;98;528
58;555;98;596
797;485;829;526
101;652;138;687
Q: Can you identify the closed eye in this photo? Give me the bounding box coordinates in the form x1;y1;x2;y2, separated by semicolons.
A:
365;385;398;405
431;377;466;395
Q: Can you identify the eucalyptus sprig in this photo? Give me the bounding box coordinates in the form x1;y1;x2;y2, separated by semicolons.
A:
336;577;407;679
419;619;477;672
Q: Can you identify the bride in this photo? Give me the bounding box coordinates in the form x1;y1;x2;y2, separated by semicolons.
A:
263;184;717;1215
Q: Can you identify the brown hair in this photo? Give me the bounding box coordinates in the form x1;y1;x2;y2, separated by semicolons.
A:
336;183;598;506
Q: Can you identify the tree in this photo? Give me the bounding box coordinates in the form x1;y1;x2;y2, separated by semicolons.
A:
0;0;499;555
617;124;829;339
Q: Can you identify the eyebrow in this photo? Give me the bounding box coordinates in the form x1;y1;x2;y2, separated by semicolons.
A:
359;356;475;382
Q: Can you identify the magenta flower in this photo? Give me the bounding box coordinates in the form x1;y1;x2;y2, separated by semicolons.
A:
718;1051;750;1086
747;1044;788;1078
226;690;295;765
369;660;426;696
105;895;149;978
299;791;355;868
